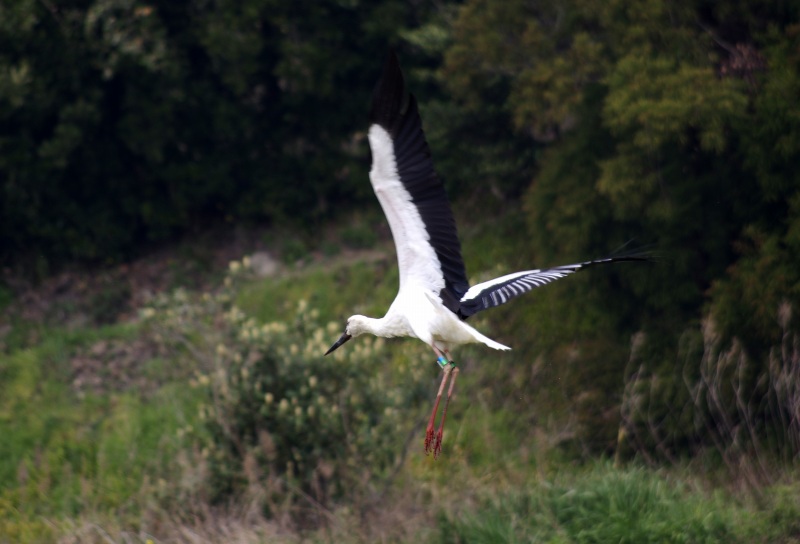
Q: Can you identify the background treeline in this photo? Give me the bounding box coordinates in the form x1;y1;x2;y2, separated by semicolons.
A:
437;0;800;465
0;0;439;265
2;0;799;465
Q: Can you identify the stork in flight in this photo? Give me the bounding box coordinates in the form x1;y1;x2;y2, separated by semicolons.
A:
325;51;648;459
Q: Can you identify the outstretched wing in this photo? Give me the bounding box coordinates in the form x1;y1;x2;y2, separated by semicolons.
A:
458;253;650;319
368;51;469;311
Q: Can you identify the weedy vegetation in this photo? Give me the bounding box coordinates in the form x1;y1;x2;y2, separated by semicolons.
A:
1;248;799;543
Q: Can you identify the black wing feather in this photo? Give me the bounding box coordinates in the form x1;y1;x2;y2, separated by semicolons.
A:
458;253;651;319
370;51;469;310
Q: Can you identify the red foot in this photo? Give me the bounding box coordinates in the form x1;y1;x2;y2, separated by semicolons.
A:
433;429;444;459
424;391;443;455
424;424;436;455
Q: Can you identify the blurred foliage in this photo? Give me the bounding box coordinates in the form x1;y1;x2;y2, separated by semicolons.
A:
619;306;800;484
2;257;800;540
0;0;439;266
140;258;429;513
439;465;736;544
441;0;800;463
0;326;200;540
2;0;800;477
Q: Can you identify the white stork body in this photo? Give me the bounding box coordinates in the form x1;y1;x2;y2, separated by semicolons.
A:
346;289;510;354
364;123;511;353
325;51;648;459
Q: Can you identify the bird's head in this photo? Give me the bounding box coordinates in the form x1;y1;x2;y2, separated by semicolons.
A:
324;315;369;355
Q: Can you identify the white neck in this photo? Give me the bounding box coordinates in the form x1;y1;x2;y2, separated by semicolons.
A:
352;313;410;339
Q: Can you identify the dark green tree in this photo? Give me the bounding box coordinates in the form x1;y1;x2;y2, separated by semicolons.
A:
0;0;445;267
441;0;800;458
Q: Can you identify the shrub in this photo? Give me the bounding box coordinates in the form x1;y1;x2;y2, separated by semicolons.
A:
618;304;800;485
141;258;429;516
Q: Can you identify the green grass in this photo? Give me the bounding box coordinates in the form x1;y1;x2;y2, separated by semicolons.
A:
237;253;399;325
0;323;205;541
438;465;733;544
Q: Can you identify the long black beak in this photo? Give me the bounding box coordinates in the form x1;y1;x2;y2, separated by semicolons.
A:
324;332;352;355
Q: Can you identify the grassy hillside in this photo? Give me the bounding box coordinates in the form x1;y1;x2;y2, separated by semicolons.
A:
1;215;799;543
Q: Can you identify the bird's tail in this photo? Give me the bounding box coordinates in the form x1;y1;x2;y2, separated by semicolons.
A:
467;323;511;351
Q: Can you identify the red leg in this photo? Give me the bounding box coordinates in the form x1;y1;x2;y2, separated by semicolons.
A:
424;369;450;455
433;366;459;459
